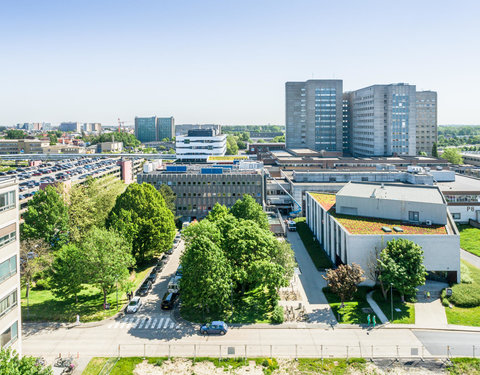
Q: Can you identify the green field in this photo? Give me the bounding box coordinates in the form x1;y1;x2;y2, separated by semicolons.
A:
21;265;151;322
294;217;333;270
323;286;378;325
458;224;480;257
371;289;415;324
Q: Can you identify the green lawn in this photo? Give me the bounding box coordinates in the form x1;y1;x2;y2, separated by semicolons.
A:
22;265;152;322
444;261;480;327
458;224;480;257
323;286;378;325
448;358;480;375
371;289;415;324
294;217;333;270
81;357;108;375
298;358;366;375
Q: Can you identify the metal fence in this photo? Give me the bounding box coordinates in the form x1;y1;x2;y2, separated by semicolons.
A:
115;343;480;360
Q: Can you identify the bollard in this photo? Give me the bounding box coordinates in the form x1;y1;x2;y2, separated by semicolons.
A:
143;343;146;359
321;345;323;360
168;344;171;360
346;346;349;359
371;345;373;361
359;341;362;358
194;344;197;362
270;344;272;359
447;345;450;359
421;346;424;362
219;345;222;361
245;345;247;364
118;345;120;357
295;344;298;360
396;345;399;362
474;345;476;359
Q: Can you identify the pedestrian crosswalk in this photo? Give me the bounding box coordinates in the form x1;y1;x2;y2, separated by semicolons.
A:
107;316;176;330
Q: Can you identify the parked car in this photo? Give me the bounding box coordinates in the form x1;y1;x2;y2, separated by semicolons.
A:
136;284;150;297
166;247;174;255
147;272;157;283
200;321;228;335
175;265;183;277
126;297;141;313
161;292;178;310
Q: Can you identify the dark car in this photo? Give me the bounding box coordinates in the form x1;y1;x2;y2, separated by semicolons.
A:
136;282;151;296
175;265;183;277
161;292;178;310
166;247;174;255
147;272;157;283
200;321;228;335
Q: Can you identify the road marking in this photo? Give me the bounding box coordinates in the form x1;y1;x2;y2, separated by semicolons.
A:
132;318;141;329
170;322;175;329
144;319;152;329
137;318;147;329
112;321;121;329
163;318;171;329
127;318;136;328
150;318;157;329
157;318;165;329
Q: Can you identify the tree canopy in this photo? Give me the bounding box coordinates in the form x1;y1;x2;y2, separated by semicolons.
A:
323;263;365;307
441;148;463;164
22;186;69;247
230;194;269;230
0;348;52;375
106;183;176;263
83;131;140;148
226;135;239;155
378;238;427;301
5;129;26;139
158;184;176;213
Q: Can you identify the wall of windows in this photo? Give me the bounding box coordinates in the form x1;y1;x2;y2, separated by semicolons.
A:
0;223;16;248
0;290;17;318
0;191;15;212
0;321;18;348
0;255;17;284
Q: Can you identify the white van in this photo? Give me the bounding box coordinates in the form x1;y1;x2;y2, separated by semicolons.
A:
167;275;182;294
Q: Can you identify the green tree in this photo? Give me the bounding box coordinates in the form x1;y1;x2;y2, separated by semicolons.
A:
418;151;427;156
168;148;175;154
274;240;296;284
441;148;463;164
107;183;176;263
0;348;52;375
182;219;222;245
230;194;269;230
82;227;134;305
22;186;69;247
226;135;239;155
48;134;57;145
237;139;246;149
180;236;232;319
205;202;229;222
323;263;365;307
50;243;86;302
432;142;438;158
5;129;26;139
272;135;285;142
158;184;176;213
378;238;427;302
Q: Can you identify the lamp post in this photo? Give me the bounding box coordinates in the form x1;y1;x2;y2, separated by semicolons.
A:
116;276;119;311
390;283;394;322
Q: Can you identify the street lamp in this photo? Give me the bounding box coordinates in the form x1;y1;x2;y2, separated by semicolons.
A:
116;276;119;311
390;283;394;322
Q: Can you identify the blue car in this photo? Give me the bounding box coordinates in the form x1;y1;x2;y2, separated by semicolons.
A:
200;321;228;335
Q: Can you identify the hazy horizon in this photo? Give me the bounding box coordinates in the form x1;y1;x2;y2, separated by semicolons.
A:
1;0;479;126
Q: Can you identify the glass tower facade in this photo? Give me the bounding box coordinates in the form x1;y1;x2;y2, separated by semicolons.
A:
315;87;337;151
135;117;158;143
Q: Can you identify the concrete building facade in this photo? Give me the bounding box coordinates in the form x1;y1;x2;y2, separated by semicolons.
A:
286;80;343;152
416;91;437;155
351;83;417;157
176;129;227;162
0;177;21;354
138;165;265;218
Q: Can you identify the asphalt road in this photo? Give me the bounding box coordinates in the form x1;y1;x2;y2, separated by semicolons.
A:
414;330;480;356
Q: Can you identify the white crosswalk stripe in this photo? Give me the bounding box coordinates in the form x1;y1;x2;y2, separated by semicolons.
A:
106;316;176;330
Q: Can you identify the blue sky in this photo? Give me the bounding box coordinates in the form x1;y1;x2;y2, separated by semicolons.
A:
0;0;479;126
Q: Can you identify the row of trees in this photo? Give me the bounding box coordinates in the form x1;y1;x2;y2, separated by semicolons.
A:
82;131;141;148
180;196;295;320
21;178;176;306
440;147;464;164
324;238;427;306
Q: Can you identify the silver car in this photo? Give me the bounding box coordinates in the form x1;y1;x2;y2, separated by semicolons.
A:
126;297;141;314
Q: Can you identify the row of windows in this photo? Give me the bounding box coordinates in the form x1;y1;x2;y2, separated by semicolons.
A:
0;321;18;348
179;191;259;198
0;230;15;249
156;180;261;186
0;191;15;212
0;256;17;284
0;290;17;318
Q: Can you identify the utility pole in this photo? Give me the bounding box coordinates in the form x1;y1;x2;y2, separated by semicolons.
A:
390;283;394;322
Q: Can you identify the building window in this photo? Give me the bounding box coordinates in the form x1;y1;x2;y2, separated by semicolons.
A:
452;213;461;220
0;256;16;284
0;191;15;212
408;211;419;222
0;224;16;249
0;290;17;318
0;321;18;348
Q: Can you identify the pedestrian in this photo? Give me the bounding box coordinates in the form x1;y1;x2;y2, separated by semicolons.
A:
367;314;371;327
427;291;431;301
372;315;376;328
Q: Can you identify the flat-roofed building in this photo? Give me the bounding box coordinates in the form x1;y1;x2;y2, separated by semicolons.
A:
176;128;227;162
0;177;21;354
306;182;460;284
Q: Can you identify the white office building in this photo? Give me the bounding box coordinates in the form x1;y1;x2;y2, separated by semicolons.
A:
176;129;227;162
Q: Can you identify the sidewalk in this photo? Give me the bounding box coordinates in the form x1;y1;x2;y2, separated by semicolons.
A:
366;291;388;324
461;248;480;269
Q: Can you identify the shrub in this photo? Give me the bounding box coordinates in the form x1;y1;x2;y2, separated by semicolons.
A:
33;278;51;290
461;263;473;284
448;283;480;307
270;305;284;324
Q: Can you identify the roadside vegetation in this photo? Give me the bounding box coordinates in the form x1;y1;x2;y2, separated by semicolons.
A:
448;358;480;375
371;289;415;324
20;179;176;322
180;197;295;324
294;217;333;269
457;224;480;257
442;261;480;327
323;286;377;324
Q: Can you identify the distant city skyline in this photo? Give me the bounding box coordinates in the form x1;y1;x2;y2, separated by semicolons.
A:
0;0;479;126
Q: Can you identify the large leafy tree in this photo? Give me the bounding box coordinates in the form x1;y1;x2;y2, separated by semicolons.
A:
180;236;232;319
441;147;463;164
378;238;427;301
106;183;176;263
158;184;176;213
182;219;222;245
0;348;52;375
432;142;439;157
230;194;269;230
323;263;365;307
81;227;134;305
5;129;26;139
22;186;69;247
226;135;239;155
50;243;87;302
206;203;229;222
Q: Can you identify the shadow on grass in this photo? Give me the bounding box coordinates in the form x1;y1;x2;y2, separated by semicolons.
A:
294;218;333;270
371;289;415;324
323;286;377;325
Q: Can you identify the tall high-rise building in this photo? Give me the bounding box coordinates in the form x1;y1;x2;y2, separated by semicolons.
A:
0;177;21;355
342;92;353;155
286;80;343;152
350;83;417;156
135;117;157;143
59;122;82;133
157;117;175;140
416;91;437;155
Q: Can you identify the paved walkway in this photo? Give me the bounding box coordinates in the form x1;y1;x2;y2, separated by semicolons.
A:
366;291;388;324
461;248;480;269
415;299;448;328
286;231;337;325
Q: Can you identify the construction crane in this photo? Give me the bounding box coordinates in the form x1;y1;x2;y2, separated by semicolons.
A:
117;118;126;132
270;175;302;218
